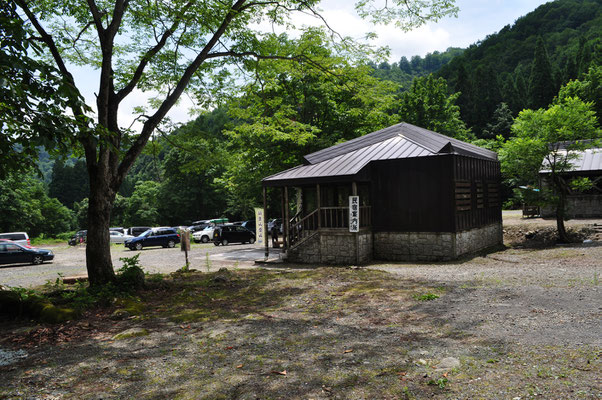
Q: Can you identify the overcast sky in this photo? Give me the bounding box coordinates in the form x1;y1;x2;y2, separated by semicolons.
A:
72;0;552;128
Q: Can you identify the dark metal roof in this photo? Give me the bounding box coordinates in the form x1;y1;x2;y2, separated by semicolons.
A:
263;122;498;186
304;122;497;164
540;148;602;173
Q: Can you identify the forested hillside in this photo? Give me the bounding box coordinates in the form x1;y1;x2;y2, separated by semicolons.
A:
370;47;465;89
438;0;602;135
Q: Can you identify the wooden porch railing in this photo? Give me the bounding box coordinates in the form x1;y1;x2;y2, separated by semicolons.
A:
289;209;318;245
288;206;372;246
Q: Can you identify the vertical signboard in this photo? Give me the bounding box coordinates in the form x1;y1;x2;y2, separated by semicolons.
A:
255;207;265;246
349;196;359;232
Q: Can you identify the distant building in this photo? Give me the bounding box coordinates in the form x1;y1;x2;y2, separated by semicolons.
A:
262;122;503;264
540;147;602;218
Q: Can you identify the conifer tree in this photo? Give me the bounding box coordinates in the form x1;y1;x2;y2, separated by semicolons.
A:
454;62;473;127
528;37;557;110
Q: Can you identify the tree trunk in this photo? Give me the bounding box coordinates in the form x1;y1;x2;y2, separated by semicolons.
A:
85;173;116;286
554;178;570;244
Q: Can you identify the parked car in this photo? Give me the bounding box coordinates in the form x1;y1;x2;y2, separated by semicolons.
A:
0;239;34;249
109;227;125;234
188;220;211;232
0;232;31;247
128;226;152;237
213;225;256;246
109;231;134;243
0;241;54;265
124;228;180;250
192;225;215;243
68;230;87;246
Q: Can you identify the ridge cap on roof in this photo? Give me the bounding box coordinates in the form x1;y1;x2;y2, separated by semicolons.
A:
303;123;406;164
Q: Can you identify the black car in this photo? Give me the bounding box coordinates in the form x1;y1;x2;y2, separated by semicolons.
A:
0;242;54;265
124;228;180;250
213;225;256;246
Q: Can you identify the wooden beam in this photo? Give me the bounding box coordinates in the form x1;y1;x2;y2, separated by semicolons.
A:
284;186;290;250
317;183;321;229
281;187;286;250
263;186;268;259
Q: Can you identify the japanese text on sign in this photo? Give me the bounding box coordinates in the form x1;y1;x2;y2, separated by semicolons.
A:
254;207;265;245
349;196;359;232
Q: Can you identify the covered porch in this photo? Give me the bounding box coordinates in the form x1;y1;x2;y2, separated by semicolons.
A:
262;179;372;262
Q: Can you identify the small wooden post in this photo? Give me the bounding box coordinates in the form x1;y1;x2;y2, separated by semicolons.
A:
263;186;269;260
284;186;290;249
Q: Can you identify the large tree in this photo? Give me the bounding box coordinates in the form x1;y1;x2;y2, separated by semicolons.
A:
14;0;458;285
500;97;600;242
396;74;472;140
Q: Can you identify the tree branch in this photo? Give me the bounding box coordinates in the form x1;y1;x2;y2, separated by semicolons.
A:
86;0;106;36
115;0;248;187
115;0;195;102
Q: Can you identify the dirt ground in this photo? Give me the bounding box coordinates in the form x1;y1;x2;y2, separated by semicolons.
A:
0;213;600;399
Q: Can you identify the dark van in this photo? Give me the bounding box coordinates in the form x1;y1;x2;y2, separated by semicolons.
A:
213;226;256;246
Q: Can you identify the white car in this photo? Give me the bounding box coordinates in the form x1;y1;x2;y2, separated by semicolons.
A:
109;231;134;243
192;226;215;243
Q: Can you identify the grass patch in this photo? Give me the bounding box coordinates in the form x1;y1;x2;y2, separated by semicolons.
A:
413;292;440;301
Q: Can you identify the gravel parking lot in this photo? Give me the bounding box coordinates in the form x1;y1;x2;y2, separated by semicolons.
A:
0;242;281;288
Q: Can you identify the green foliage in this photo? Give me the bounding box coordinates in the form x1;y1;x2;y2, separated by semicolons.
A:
123;181;161;226
413;293;439;301
117;254;146;290
427;377;449;389
529;37;557;110
0;0;82;179
482;103;514;139
438;0;602;136
48;159;89;208
0;173;74;236
395;74;473;141
501;96;600;187
501;94;600;238
371;47;465;87
558;65;602;120
569;176;594;192
219;30;398;218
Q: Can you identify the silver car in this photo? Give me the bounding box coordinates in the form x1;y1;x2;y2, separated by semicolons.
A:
109;231;134;243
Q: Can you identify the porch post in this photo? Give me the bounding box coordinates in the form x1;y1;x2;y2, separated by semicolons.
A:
263;186;269;259
284;186;290;250
281;187;287;250
316;183;321;229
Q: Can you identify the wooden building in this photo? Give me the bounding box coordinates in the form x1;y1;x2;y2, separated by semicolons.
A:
262;123;503;263
540;147;602;218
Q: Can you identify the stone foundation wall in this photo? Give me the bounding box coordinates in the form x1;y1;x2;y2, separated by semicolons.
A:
373;223;502;261
288;223;502;264
541;195;602;218
374;231;454;261
454;223;503;257
287;229;372;264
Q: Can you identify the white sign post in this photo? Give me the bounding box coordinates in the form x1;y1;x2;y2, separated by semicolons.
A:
255;207;265;245
349;196;359;232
